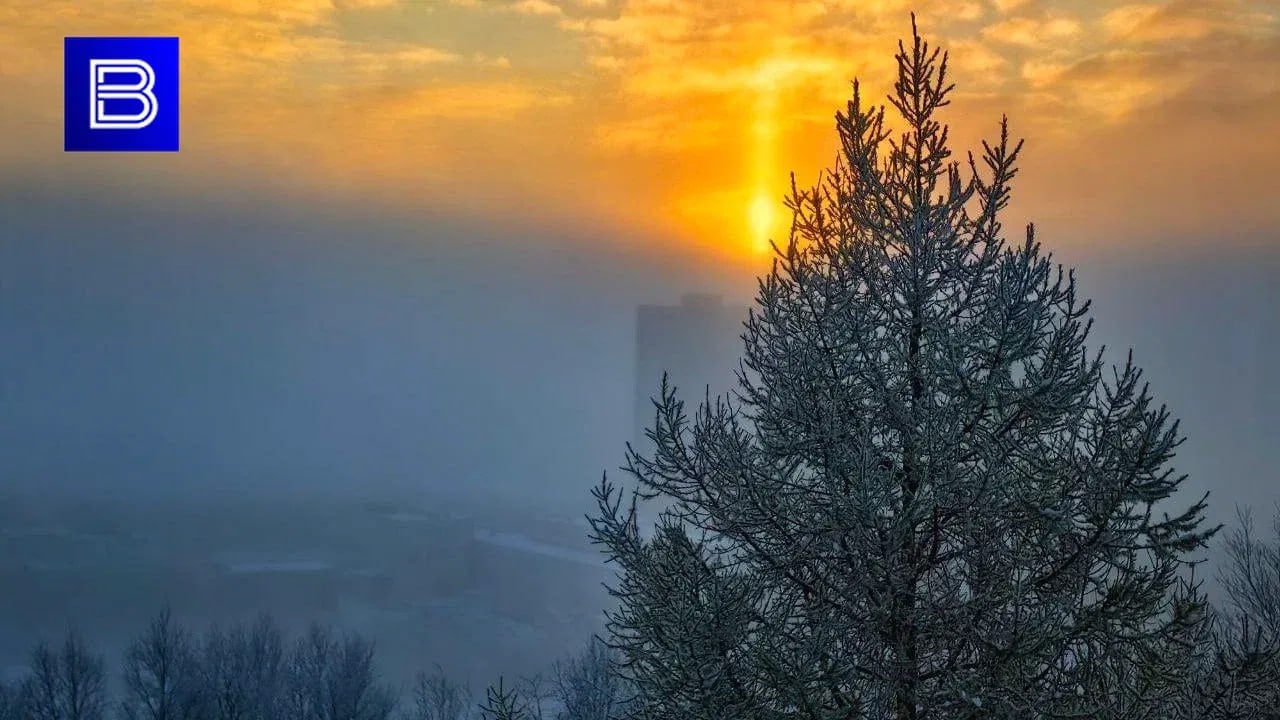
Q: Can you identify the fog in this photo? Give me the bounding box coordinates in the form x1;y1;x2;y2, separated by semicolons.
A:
1;180;1277;691
0;182;749;507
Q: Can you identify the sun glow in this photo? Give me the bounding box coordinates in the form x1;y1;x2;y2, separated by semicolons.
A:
749;192;775;253
749;70;782;255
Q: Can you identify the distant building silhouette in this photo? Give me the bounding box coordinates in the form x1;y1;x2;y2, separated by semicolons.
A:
634;293;747;449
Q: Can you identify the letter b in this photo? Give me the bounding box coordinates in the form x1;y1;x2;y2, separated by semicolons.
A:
89;59;158;129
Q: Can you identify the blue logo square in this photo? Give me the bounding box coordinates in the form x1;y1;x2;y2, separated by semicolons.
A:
65;37;179;152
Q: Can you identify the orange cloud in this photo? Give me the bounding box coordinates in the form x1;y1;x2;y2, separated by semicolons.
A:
373;81;573;119
982;14;1083;47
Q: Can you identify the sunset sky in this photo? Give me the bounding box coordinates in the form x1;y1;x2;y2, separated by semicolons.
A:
2;0;1278;261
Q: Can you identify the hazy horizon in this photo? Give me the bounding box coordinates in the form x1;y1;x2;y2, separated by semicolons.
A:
2;175;1276;527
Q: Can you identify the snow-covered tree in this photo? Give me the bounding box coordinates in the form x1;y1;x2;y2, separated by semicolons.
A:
1219;508;1280;648
473;637;632;720
200;614;286;720
591;19;1220;720
0;679;23;720
281;624;396;720
119;609;203;720
478;678;532;720
1185;509;1280;718
550;638;632;720
1100;571;1276;720
403;665;473;720
19;632;109;720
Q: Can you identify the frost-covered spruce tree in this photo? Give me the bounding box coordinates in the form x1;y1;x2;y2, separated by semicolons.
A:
590;20;1217;720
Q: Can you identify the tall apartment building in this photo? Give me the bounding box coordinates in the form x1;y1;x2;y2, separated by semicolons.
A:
634;293;747;449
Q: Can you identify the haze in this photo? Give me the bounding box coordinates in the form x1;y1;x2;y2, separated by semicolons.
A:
1;0;1278;704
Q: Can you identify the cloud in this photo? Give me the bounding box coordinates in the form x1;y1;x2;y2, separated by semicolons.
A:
1101;0;1276;43
1;0;1277;256
511;0;565;16
991;0;1033;12
449;0;568;16
948;38;1012;92
982;14;1083;46
474;53;514;68
384;46;464;64
373;82;573;120
1006;2;1279;126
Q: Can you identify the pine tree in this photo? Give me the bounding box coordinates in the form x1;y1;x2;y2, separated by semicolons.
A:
478;678;532;720
591;19;1220;720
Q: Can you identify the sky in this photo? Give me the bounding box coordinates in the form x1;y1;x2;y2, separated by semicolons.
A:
1;0;1278;260
0;0;1277;521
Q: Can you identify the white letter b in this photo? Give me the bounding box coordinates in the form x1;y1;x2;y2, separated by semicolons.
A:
89;59;158;129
